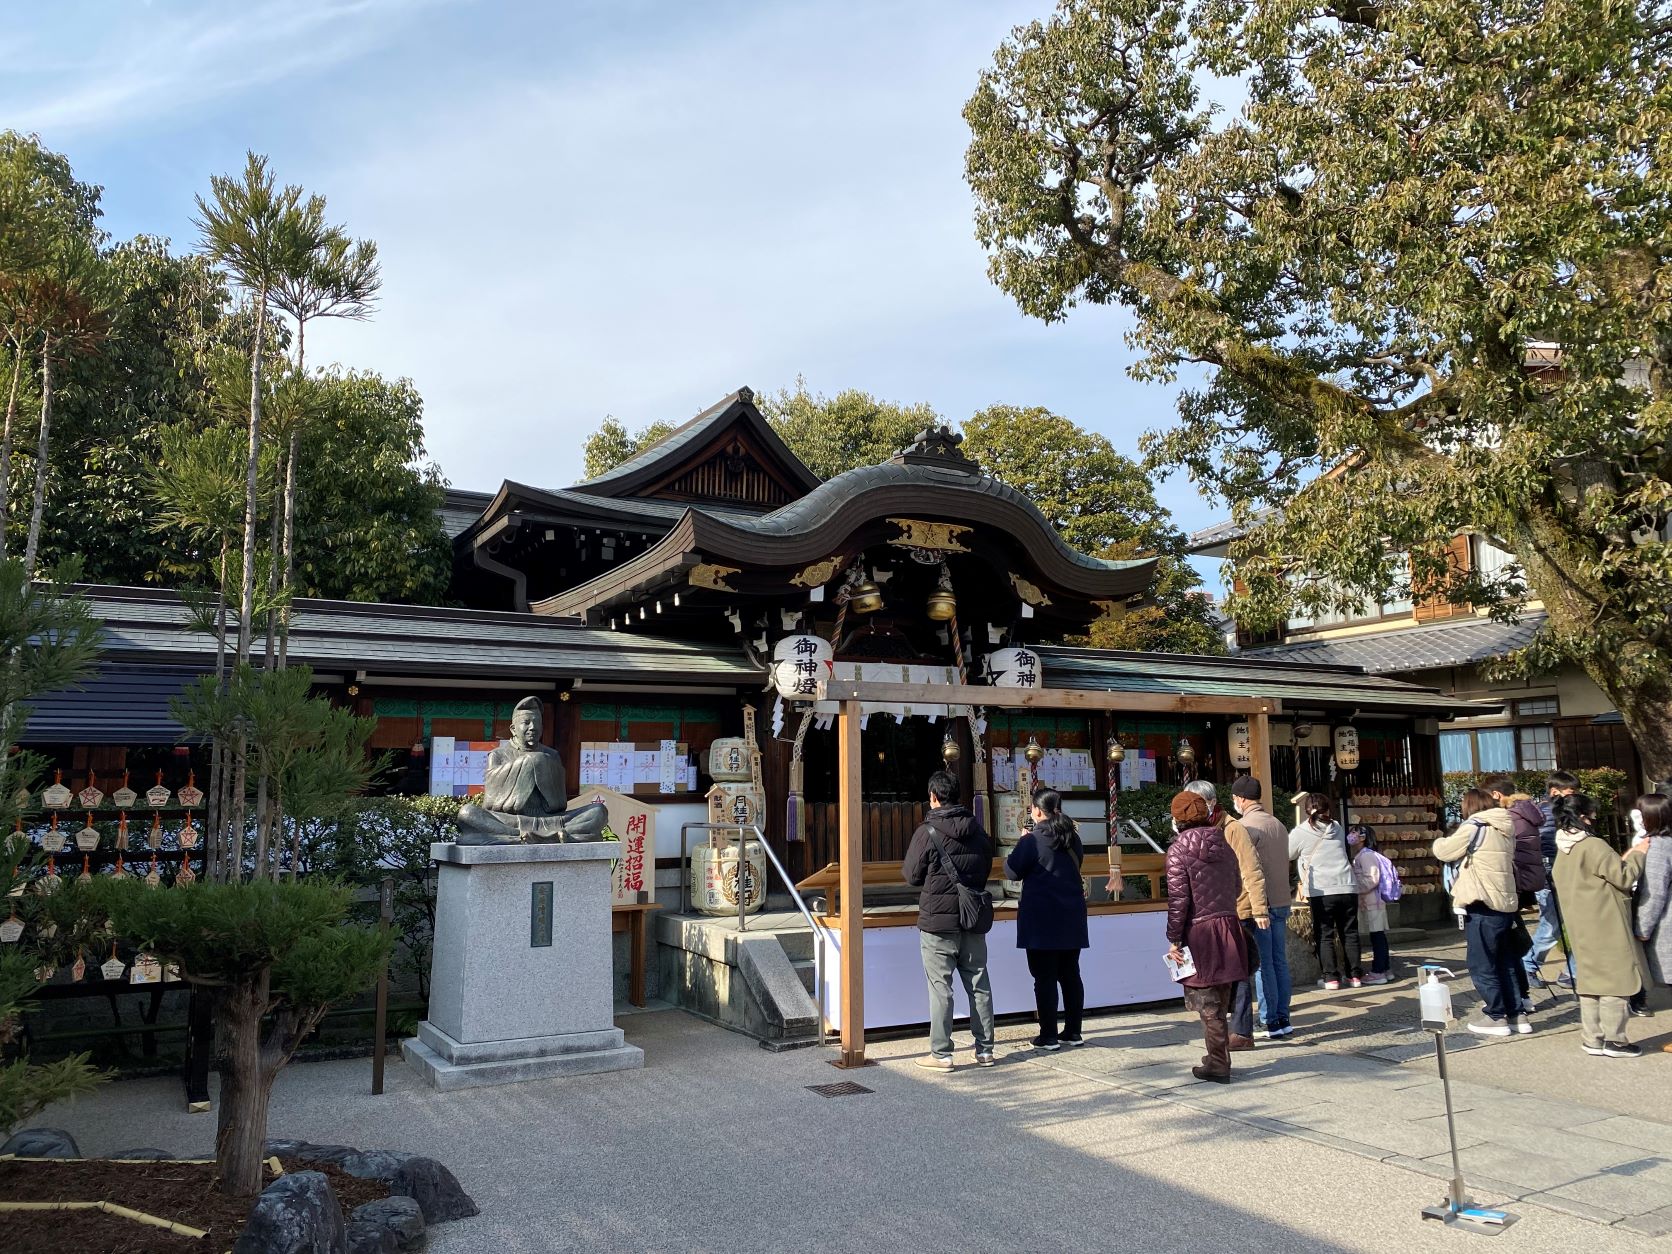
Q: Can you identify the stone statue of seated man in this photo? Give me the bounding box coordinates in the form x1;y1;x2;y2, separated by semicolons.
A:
455;696;608;845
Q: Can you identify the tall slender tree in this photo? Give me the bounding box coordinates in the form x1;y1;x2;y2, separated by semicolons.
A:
270;233;379;666
194;154;323;875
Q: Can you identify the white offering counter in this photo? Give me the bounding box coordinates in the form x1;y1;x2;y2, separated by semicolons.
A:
815;906;1180;1031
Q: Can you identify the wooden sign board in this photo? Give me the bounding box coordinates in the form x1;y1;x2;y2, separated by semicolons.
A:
579;786;656;906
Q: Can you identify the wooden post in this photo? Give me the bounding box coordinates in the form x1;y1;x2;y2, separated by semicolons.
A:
372;875;392;1095
836;698;866;1067
1249;711;1274;812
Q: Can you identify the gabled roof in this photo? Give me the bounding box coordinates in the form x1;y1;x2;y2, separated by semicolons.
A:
569;387;822;501
1239;613;1547;676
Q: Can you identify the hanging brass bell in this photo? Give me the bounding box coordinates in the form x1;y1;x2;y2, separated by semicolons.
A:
1024;736;1045;766
1176;738;1197;768
1106;736;1126;765
925;587;957;622
941;733;961;764
850;579;884;614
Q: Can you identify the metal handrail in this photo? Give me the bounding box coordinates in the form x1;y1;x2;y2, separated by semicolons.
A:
1124;818;1167;855
679;821;831;1045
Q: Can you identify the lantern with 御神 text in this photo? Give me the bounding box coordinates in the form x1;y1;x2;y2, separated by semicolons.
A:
771;634;833;699
987;647;1043;688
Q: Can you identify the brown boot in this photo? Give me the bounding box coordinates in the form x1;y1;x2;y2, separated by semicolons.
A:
1195;1007;1232;1082
1228;1034;1255;1052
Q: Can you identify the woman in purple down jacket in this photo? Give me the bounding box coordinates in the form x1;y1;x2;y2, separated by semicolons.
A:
1165;790;1249;1083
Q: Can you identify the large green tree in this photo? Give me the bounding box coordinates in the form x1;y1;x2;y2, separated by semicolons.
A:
964;404;1222;652
581;415;676;479
756;378;939;480
966;0;1672;774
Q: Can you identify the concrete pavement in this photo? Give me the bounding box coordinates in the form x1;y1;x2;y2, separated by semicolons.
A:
25;950;1672;1253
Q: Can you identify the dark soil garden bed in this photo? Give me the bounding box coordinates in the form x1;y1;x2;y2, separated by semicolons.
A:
0;1156;390;1252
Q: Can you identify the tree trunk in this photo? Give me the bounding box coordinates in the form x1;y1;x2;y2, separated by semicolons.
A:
212;975;273;1197
0;337;24;562
207;535;232;883
252;771;271;881
229;731;249;879
22;336;52;578
236;297;266;666
263;448;281;669
278;432;300;669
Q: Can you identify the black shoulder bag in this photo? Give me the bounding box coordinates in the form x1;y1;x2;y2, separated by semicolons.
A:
928;828;994;934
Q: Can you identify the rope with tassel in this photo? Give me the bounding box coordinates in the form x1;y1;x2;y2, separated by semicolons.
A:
942;562;991;834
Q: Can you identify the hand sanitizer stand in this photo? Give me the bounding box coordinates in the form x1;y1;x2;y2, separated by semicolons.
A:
1417;965;1517;1234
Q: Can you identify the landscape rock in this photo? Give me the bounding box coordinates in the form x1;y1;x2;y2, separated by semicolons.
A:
0;1127;80;1158
233;1169;347;1254
390;1156;479;1223
348;1196;425;1252
336;1149;414;1180
266;1138;359;1166
109;1147;175;1160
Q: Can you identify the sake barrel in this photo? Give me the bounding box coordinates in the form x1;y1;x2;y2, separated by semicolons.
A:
690;837;768;916
706;782;765;830
707;738;754;782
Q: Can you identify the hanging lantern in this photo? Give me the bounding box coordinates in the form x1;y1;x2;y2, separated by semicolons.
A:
771;634;833;698
1106;735;1126;765
941;732;961;765
1176;738;1197;769
1333;724;1361;771
849;578;884;615
1227;721;1253;770
1024;736;1045;766
986;647;1043;689
925;565;957;622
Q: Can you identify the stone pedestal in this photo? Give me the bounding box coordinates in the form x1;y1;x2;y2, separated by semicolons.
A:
402;842;644;1090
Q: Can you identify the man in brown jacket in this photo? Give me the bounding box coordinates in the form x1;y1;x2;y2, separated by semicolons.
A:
1185;780;1267;1049
1231;776;1296;1038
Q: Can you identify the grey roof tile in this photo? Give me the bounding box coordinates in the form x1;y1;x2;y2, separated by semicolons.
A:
1239;613;1547;675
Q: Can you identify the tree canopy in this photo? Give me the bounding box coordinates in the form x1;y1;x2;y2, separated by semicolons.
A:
965;0;1672;773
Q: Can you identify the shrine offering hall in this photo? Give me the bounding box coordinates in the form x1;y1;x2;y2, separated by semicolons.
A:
32;388;1492;1049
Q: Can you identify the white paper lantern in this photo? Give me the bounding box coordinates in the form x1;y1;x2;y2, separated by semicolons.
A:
986;647;1043;689
1333;725;1361;771
771;634;832;698
1227;721;1253;770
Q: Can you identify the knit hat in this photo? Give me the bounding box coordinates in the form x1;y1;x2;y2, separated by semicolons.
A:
1170;791;1210;828
1230;776;1262;801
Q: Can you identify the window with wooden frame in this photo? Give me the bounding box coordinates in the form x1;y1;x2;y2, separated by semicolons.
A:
1413;535;1472;624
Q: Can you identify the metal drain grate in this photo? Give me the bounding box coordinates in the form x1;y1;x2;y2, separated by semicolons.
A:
806;1081;874;1098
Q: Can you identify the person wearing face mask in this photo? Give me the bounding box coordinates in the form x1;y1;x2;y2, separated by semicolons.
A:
1289;793;1361;990
1553;794;1649;1058
1633;793;1672;1049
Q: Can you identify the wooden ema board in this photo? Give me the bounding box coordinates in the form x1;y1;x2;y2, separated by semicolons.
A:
576;786;656;906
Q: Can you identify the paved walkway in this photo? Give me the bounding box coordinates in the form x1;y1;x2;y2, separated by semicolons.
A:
25;929;1672;1252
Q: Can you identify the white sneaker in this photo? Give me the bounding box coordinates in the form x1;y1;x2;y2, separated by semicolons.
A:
1468;1018;1512;1038
1361;972;1390;985
915;1054;954;1071
1509;1017;1533;1035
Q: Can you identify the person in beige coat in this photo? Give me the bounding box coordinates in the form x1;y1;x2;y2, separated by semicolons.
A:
1553;794;1648;1058
1432;789;1523;1037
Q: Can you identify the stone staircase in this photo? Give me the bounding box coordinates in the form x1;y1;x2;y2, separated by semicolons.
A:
654;905;824;1051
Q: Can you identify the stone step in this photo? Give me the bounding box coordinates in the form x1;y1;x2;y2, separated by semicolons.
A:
792;958;815;995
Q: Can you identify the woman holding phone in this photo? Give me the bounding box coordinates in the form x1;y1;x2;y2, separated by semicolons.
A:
1006;788;1089;1051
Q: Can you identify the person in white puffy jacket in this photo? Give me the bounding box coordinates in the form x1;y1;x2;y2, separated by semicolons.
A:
1348;825;1391;985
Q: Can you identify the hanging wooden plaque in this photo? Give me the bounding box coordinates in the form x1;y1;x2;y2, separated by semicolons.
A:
76;774;104;809
42;771;71;810
175;858;196;886
148;812;163;850
177;771;204;809
145;770;170;809
163;961;182;982
33;963;54;981
71;953;86;982
35;860;59;895
75;815;100;852
111;772;137;810
115;813;129;851
130;952;162;984
179;812;198;849
76;856;92;886
144;859;161;889
100;951;125;981
0;914;22;944
41;815;65;853
111;855;127;880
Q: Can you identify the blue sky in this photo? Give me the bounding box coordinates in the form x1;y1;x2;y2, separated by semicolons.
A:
6;0;1226;579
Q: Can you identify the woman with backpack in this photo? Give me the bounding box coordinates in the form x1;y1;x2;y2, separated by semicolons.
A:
1555;794;1648;1058
1633;793;1672;1050
1433;788;1525;1037
1006;788;1089;1051
1288;793;1362;990
1348;825;1394;984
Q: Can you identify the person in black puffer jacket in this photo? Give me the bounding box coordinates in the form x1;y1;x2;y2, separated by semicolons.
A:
903;771;996;1070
